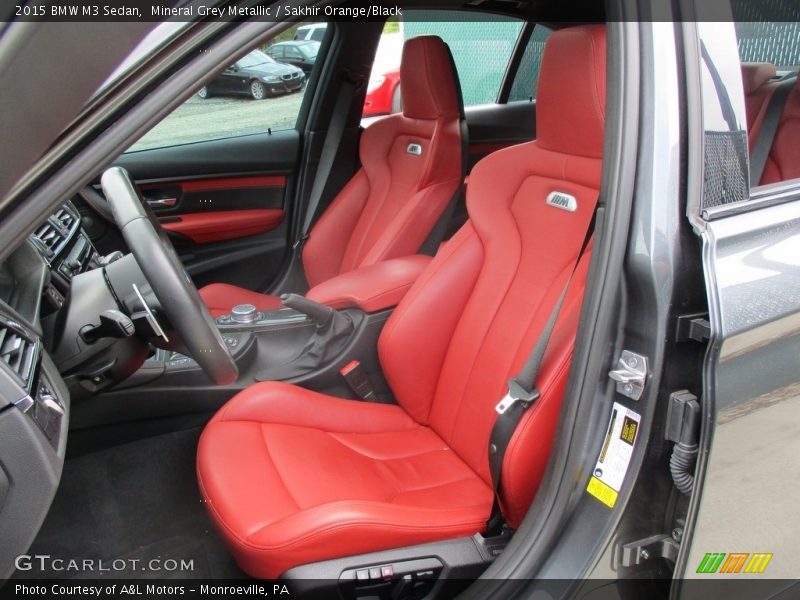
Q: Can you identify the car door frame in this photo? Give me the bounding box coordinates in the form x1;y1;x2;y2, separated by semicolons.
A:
675;16;800;587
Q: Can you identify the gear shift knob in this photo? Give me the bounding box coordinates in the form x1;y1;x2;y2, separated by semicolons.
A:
280;294;335;326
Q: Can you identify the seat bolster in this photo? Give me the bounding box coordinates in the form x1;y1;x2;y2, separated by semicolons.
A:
379;224;484;424
358;178;461;269
303;169;372;287
204;497;489;580
211;381;420;433
500;251;591;527
198;283;282;317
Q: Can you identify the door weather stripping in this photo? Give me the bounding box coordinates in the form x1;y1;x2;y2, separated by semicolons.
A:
608;350;648;401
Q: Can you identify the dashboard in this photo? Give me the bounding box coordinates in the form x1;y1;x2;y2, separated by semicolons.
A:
0;201;97;577
0;199;249;578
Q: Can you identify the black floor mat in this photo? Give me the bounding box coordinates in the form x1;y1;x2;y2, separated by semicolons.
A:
18;427;246;580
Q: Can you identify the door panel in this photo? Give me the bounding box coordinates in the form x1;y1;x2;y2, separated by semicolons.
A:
161;209;285;244
111;130;300;292
683;21;800;582
140;175;286;217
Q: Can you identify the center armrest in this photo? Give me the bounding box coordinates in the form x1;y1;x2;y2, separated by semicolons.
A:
306;255;432;313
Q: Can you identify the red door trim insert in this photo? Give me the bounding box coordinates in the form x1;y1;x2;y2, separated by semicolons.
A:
161;209;284;244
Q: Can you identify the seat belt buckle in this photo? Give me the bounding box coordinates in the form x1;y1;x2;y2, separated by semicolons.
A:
340;360;376;401
495;378;539;415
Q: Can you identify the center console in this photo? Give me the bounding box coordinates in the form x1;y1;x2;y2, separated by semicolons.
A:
81;256;433;428
216;305;309;329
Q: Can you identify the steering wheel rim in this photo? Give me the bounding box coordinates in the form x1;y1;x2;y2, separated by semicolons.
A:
101;166;238;385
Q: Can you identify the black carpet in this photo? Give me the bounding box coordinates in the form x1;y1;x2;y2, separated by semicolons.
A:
19;427;246;580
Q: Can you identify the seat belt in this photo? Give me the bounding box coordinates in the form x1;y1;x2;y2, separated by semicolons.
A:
749;75;796;187
295;71;361;249
419;47;468;256
485;208;597;534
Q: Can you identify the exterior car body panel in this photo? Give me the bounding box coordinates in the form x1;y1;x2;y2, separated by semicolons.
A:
690;199;800;580
683;19;800;584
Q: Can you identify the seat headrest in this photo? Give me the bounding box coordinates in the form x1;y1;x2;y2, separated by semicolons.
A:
536;25;607;159
400;36;463;120
741;62;777;94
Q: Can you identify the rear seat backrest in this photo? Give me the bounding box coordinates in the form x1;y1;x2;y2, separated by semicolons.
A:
741;61;800;185
741;62;777;139
758;77;800;185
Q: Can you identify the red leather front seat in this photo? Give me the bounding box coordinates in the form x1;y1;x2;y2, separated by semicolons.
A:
197;24;606;579
199;35;464;316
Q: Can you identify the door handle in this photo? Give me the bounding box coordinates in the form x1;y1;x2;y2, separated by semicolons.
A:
146;197;177;209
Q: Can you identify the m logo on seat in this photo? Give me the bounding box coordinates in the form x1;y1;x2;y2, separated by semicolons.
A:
407;143;423;156
546;191;578;212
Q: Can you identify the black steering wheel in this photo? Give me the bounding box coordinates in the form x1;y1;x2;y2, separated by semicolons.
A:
101;166;238;385
78;184;114;222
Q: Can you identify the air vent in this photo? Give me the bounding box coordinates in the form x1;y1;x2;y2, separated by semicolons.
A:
54;207;78;230
31;204;78;257
0;322;36;388
33;221;65;252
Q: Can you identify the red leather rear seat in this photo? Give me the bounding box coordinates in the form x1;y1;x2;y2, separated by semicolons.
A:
741;62;800;184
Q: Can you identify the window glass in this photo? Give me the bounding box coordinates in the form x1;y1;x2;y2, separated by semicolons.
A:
236;50;274;69
297;43;318;59
732;18;800;188
735;22;800;67
508;26;552;102
127;23;321;153
362;12;523;118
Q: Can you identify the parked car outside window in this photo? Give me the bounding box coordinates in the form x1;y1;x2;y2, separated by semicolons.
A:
196;50;305;101
266;41;320;74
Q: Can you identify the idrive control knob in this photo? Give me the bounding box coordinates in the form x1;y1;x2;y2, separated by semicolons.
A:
231;304;257;323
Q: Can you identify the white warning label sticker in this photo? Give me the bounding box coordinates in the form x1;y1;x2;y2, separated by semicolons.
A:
586;402;641;508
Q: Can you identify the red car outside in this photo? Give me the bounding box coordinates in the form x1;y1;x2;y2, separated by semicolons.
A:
362;33;403;116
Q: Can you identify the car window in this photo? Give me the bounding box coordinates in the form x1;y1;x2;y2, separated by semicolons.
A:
508;26;553;102
732;19;800;189
285;47;302;59
362;12;523;118
735;22;800;67
126;26;319;153
236;50;275;69
298;43;318;59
